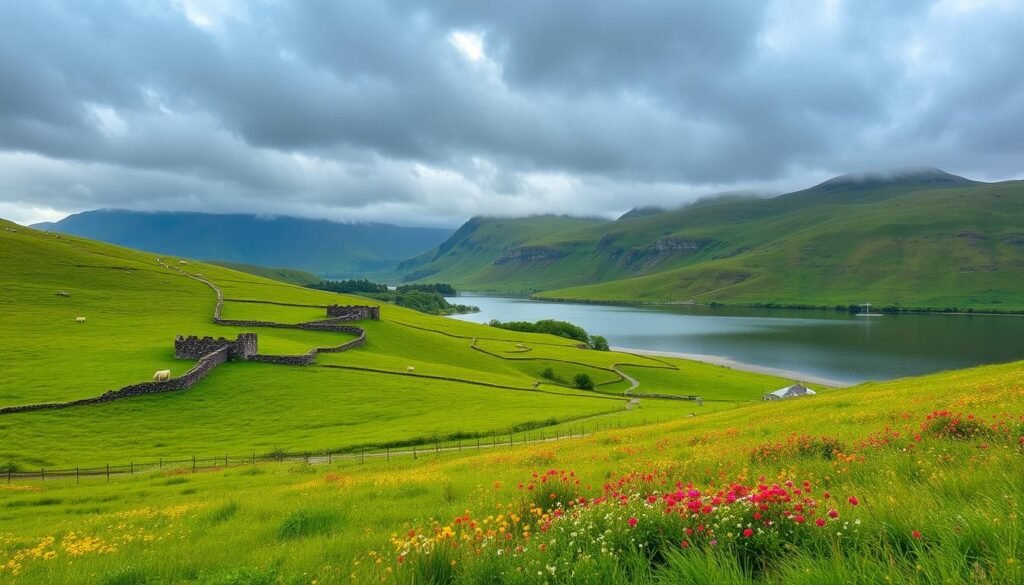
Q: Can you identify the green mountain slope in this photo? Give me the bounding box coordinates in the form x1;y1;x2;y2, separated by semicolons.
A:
403;169;1024;310
208;261;321;285
34;209;453;278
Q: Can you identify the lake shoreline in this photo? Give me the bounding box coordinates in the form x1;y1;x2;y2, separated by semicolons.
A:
455;292;1024;317
612;346;853;388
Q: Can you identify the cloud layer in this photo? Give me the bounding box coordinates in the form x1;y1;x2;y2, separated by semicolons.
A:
1;0;1022;225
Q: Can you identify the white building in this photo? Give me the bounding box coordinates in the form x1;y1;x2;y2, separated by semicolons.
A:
763;383;816;401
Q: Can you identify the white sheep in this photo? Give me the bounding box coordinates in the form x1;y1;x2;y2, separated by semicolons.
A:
153;369;171;382
179;260;187;265
75;316;86;323
406;366;415;373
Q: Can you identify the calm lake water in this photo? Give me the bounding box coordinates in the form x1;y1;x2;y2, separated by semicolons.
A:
446;296;1024;385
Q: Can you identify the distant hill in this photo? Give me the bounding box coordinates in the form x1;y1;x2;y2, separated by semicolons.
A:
34;210;453;278
208;261;321;286
401;169;1024;310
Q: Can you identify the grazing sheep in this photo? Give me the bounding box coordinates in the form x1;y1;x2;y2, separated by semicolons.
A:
153;369;171;382
56;290;70;297
178;260;187;265
75;316;86;323
406;366;415;373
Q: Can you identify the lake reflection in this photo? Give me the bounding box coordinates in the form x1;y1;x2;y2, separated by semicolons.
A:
447;296;1024;385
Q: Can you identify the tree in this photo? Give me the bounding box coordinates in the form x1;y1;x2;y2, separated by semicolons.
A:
573;373;595;390
589;335;609;351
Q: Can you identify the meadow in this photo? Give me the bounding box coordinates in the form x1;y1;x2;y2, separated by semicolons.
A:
0;358;1021;584
3;220;1022;584
0;221;782;470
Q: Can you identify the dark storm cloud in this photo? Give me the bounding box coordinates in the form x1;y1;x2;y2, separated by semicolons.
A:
0;0;1022;225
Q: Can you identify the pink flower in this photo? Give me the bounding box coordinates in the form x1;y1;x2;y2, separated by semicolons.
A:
815;518;827;527
828;509;839;518
847;496;860;506
628;517;638;528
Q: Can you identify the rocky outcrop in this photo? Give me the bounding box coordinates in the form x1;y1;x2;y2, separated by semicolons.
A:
494;246;567;265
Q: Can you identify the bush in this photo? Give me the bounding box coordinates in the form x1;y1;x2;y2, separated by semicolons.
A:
590;335;609;351
574;373;595;390
540;367;557;381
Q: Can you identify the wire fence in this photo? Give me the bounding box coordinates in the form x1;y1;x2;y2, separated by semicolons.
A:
5;416;673;483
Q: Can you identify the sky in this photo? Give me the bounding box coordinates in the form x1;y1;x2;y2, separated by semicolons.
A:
1;0;1022;227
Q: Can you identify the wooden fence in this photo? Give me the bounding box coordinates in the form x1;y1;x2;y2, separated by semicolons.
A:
4;416;670;483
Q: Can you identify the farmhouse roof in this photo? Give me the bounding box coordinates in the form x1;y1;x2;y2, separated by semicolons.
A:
765;383;816;399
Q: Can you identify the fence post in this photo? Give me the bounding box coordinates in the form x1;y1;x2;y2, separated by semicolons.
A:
76;466;79;483
224;454;228;467
130;462;134;476
508;432;513;446
252;452;256;465
41;468;45;481
192;456;196;472
477;437;481;450
360;447;365;465
435;440;439;457
413;445;417;460
328;451;332;464
386;447;390;462
304;451;309;464
106;463;110;481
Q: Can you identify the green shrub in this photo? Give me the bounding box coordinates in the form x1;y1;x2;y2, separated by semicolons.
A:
574;373;595;390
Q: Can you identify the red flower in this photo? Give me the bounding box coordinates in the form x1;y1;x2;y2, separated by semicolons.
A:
847;496;860;506
628;517;638;528
912;530;922;540
794;514;806;524
742;528;754;538
681;540;690;548
828;509;839;518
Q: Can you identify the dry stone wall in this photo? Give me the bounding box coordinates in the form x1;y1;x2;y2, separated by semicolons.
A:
0;261;378;415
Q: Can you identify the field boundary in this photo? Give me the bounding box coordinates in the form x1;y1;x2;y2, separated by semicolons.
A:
3;413;667;482
0;262;378;414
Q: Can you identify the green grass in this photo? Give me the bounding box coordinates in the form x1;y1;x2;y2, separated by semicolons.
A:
0;358;1020;584
208;261;322;286
0;220;780;471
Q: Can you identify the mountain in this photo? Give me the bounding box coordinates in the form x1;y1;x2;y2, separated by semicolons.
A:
33;210;453;278
396;215;611;290
402;169;1024;310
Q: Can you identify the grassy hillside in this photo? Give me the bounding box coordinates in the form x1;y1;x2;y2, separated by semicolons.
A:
208;261;321;286
404;170;1024;311
0;219;786;471
1;344;1021;583
1;218;1022;584
397;215;611;291
36;209;453;278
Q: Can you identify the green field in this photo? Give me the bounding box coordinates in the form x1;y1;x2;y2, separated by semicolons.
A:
0;220;786;471
3;218;1023;584
402;172;1024;311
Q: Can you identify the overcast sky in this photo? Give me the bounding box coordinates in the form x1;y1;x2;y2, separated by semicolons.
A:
2;0;1022;227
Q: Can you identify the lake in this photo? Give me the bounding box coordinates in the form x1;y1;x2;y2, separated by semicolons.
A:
446;296;1024;385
